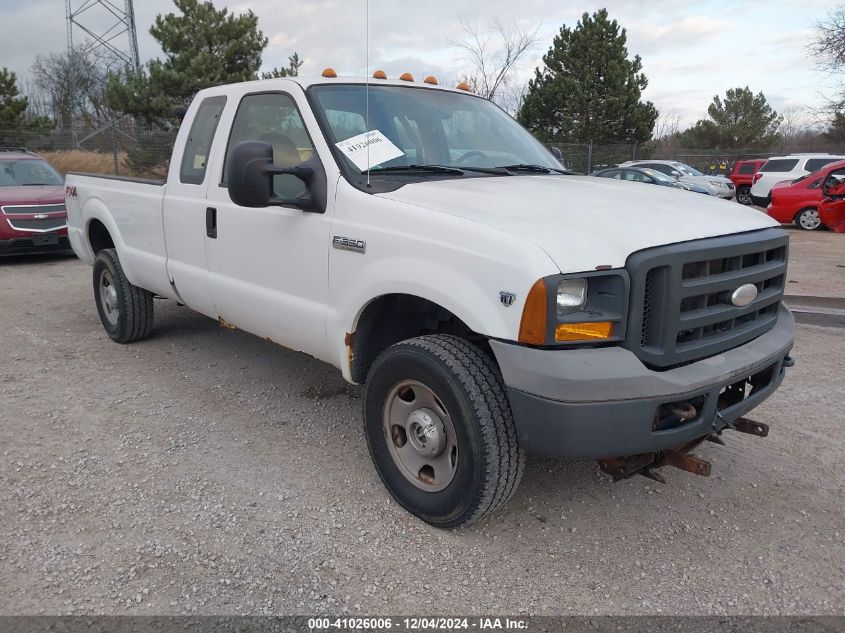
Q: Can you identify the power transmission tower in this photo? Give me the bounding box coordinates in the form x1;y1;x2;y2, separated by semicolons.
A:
65;0;141;72
65;0;141;142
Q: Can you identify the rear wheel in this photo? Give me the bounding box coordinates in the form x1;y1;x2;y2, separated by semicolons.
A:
93;248;154;343
736;185;752;205
363;335;524;528
795;207;822;230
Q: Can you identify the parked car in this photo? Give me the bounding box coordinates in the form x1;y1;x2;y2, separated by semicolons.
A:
820;167;845;233
591;166;710;194
728;159;767;205
767;159;845;230
619;160;736;198
0;148;69;255
750;154;845;207
65;73;794;528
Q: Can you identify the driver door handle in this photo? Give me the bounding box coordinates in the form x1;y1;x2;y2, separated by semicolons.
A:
206;207;217;239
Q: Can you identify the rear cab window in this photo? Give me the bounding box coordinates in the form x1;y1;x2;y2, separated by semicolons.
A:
759;159;799;173
180;96;227;184
738;163;757;175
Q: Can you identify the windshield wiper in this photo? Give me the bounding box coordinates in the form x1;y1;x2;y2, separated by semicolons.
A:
365;164;464;175
497;164;572;174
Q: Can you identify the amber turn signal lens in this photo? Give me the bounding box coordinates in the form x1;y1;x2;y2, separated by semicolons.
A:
518;279;548;345
555;321;614;342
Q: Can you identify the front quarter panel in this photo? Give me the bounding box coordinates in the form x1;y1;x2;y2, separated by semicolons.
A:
327;179;560;380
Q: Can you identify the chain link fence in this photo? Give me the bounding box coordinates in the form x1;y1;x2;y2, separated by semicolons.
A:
2;121;843;179
0;122;176;179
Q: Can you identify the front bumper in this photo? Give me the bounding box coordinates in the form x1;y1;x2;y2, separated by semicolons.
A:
0;235;72;256
490;306;794;459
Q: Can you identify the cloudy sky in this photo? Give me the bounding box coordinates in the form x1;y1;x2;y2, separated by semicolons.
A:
2;0;841;127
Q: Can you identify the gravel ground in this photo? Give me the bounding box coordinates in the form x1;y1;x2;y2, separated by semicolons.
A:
0;252;843;617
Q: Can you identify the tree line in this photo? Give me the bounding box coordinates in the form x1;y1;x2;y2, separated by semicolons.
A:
3;1;845;152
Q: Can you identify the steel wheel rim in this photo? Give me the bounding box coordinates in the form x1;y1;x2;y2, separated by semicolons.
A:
738;188;751;204
382;379;458;492
99;269;119;326
798;209;821;229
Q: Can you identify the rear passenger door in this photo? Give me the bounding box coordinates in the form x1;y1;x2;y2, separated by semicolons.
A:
203;91;333;359
163;95;227;318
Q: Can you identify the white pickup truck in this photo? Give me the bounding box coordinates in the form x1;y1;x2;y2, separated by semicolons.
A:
66;74;795;528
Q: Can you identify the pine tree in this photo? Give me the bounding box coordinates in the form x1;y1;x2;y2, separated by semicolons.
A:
679;87;781;148
261;53;304;79
517;9;657;144
0;68;29;127
107;0;269;124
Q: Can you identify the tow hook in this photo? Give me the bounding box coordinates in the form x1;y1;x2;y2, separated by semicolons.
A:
733;417;769;437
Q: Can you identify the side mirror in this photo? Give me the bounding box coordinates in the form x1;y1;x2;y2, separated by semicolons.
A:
670;170;681;177
822;169;845;199
548;145;564;161
226;140;320;212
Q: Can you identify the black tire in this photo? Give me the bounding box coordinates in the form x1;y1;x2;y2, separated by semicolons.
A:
736;185;752;205
363;334;524;528
794;207;822;231
92;248;154;343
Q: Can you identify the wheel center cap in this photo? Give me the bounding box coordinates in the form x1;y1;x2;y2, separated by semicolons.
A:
407;408;446;457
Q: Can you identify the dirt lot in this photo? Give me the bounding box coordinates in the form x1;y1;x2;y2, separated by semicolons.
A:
1;239;843;616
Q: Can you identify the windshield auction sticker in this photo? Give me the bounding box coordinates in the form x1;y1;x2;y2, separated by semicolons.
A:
335;130;404;171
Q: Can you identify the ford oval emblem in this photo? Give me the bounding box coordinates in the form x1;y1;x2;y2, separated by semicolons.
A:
731;283;758;307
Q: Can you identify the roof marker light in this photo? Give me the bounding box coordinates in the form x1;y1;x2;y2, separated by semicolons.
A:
423;76;438;85
399;72;414;82
455;81;471;91
373;70;387;79
321;67;337;78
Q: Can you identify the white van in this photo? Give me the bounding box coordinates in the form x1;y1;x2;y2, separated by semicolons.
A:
750;154;845;206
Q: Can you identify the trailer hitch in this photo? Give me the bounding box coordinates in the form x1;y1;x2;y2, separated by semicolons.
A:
598;438;711;483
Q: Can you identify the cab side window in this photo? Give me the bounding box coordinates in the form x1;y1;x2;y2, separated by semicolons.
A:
179;96;227;185
223;93;315;199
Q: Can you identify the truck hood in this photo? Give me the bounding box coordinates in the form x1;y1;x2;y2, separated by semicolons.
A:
377;175;778;271
0;185;65;206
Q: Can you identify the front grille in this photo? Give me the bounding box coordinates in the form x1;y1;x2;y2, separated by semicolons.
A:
627;228;788;369
1;203;65;215
6;217;67;232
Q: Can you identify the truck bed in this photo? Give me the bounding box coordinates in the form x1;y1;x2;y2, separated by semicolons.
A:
65;172;174;300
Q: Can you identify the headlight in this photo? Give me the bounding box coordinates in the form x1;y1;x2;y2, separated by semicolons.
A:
709;180;727;188
518;272;629;345
557;279;587;316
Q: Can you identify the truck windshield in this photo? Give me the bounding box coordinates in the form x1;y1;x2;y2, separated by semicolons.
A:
310;84;563;175
0;159;63;186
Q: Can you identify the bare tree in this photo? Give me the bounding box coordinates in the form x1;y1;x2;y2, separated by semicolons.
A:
455;18;541;111
809;6;845;72
30;44;123;129
653;107;682;140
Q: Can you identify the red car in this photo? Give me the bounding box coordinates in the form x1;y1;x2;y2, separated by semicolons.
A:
729;159;766;205
0;148;69;255
767;159;845;230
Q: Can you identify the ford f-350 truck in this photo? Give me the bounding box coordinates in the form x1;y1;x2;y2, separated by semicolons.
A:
65;74;795;528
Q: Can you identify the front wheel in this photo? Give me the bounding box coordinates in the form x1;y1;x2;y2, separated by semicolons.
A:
93;248;154;343
363;335;524;528
795;207;822;230
736;185;752;205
